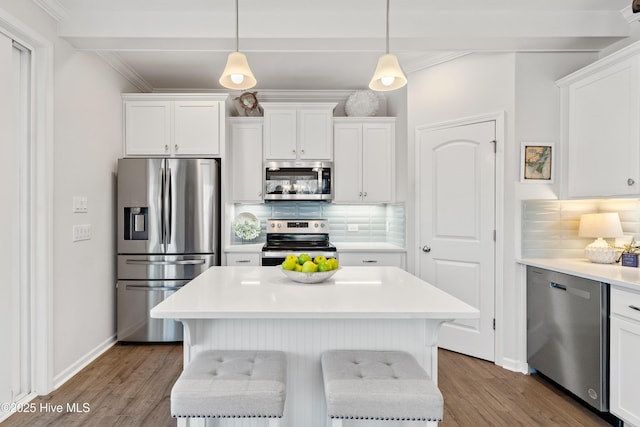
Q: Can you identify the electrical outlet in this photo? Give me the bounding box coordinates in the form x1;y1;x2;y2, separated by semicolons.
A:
348;224;359;232
72;224;91;241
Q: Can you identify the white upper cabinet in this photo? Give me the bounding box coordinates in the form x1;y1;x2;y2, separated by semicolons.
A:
557;46;640;198
229;118;264;203
333;118;395;203
262;102;336;160
123;94;227;157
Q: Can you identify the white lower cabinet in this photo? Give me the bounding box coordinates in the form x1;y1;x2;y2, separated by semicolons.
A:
610;287;640;426
339;252;404;269
225;252;260;266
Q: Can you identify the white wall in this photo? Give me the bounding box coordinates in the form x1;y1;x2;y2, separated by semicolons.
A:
406;51;598;370
52;41;137;382
0;0;137;389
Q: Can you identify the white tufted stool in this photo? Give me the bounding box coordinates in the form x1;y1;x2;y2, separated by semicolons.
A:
171;350;286;426
321;350;443;427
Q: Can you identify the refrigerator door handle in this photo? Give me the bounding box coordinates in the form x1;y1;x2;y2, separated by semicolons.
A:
125;259;206;265
125;284;184;292
160;166;166;246
166;167;173;245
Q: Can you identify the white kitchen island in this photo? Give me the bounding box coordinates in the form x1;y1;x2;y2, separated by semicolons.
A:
151;266;479;427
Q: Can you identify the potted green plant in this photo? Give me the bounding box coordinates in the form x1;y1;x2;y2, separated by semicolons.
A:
619;239;639;267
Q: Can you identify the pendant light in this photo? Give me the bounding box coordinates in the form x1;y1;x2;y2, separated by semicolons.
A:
219;0;257;90
369;0;407;91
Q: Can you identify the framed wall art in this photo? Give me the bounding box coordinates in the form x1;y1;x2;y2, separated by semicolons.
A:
520;142;554;183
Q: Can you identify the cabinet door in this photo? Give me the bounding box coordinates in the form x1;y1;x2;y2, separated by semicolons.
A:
567;57;640;197
173;100;220;156
231;121;263;203
264;108;297;159
362;123;394;203
610;315;640;426
299;109;333;159
124;101;171;156
333;123;363;203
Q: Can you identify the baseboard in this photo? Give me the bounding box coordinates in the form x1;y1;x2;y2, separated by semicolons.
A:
53;334;116;389
499;356;529;374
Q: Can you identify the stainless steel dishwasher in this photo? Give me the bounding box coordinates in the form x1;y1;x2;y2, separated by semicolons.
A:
527;266;609;412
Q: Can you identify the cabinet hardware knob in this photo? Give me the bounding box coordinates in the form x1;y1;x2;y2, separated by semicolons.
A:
165;144;169;152
628;178;636;186
629;304;640;312
359;192;362;197
292;149;296;153
301;149;305;154
422;245;431;253
362;260;378;264
258;192;262;197
175;144;179;151
364;192;367;197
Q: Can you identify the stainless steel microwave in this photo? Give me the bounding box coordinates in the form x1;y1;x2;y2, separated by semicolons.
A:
264;161;332;201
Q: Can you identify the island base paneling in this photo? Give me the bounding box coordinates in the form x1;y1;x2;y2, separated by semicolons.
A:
178;318;444;427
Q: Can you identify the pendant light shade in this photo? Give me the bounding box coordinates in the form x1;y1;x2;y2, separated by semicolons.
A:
219;51;257;90
369;53;407;91
219;0;256;90
369;0;406;92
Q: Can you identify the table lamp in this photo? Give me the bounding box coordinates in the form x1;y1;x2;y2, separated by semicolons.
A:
578;212;624;263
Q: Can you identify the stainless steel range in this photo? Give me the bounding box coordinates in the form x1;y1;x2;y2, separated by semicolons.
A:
261;219;337;266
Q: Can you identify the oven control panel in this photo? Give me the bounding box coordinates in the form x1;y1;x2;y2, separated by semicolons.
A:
267;219;328;234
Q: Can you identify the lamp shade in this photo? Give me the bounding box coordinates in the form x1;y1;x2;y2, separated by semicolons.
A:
219;51;257;90
578;213;624;238
369;54;407;91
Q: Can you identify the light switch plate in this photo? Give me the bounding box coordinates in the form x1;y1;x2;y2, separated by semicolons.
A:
72;196;88;213
72;224;91;241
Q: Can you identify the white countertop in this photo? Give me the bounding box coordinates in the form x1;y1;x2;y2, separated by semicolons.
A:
519;258;640;292
151;266;479;320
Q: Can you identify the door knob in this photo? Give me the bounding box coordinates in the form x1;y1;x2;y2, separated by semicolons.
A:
422;245;431;253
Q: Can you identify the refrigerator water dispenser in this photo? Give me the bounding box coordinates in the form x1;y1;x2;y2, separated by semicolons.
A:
124;207;148;240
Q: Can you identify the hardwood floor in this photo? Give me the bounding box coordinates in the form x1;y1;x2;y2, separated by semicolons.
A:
2;344;614;426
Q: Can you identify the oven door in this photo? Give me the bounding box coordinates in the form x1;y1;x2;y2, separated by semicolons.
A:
261;250;338;266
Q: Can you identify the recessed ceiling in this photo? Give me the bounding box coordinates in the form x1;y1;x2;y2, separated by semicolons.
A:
40;0;632;91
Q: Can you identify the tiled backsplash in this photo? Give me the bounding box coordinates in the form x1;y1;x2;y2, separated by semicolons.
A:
522;198;640;258
231;202;405;247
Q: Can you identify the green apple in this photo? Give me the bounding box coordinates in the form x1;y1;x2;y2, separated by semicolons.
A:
285;254;299;265
317;262;330;272
313;255;327;265
281;259;297;271
326;258;339;270
298;253;312;265
301;260;318;273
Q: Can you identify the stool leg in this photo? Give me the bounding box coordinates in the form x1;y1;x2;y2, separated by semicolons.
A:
268;418;281;427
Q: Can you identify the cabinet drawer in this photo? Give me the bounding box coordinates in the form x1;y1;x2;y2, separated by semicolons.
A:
225;253;260;266
611;287;640;322
339;252;404;268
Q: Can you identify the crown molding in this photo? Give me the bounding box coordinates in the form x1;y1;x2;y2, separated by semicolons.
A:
95;51;154;93
32;0;67;22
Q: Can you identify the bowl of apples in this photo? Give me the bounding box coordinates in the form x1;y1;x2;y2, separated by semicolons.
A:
280;253;340;284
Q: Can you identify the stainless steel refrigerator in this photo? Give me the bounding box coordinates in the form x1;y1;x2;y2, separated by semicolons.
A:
116;158;220;342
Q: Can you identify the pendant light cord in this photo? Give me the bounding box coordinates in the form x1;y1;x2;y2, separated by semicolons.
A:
235;0;239;52
385;0;390;54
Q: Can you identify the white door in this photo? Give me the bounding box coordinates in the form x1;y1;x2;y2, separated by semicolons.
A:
416;120;496;361
0;32;30;410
